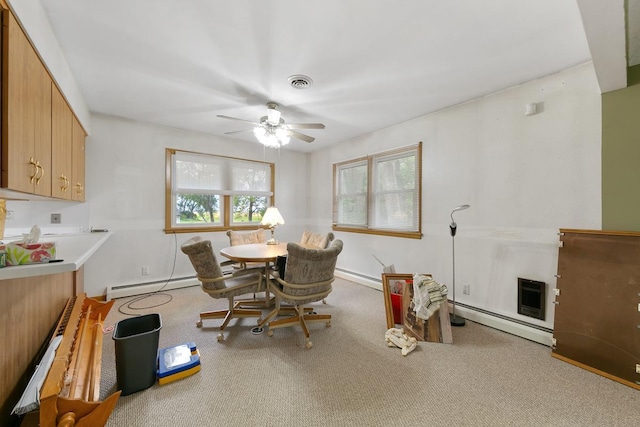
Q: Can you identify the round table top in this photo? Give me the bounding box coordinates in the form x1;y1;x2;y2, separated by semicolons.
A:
219;242;288;263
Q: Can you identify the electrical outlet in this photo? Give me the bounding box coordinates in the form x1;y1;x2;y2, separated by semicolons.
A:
51;213;61;224
5;210;14;221
462;283;470;295
142;265;149;276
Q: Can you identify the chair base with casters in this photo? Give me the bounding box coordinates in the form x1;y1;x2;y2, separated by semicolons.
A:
266;279;334;349
256;302;312;330
196;273;265;342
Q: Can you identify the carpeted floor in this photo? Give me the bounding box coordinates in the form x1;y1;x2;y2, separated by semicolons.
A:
99;278;640;426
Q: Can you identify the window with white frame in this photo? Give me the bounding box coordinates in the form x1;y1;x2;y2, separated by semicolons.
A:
333;143;421;238
165;149;274;233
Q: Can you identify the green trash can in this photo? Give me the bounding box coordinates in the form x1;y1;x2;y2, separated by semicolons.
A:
112;313;162;396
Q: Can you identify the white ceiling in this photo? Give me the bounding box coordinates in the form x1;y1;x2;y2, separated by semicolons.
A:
32;1;632;152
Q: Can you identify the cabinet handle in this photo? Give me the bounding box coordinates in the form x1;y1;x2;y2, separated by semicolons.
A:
60;175;68;191
75;183;84;195
29;157;38;183
35;162;44;185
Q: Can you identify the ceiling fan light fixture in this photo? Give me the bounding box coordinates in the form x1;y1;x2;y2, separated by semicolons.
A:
219;101;323;147
253;126;266;140
253;125;289;148
275;128;290;144
266;107;281;125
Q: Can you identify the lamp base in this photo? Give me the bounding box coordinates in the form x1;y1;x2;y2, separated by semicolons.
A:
450;313;466;327
265;238;278;245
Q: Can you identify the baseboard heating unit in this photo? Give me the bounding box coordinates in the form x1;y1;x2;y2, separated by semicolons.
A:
106;276;199;301
334;268;553;347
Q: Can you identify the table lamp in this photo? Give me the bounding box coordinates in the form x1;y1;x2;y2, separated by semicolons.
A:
261;207;285;245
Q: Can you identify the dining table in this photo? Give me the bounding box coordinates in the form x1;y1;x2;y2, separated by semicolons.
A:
219;241;288;269
219;242;289;332
219;241;317;332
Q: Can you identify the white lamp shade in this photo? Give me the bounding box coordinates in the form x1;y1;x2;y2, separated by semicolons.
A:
261;207;285;227
267;108;281;125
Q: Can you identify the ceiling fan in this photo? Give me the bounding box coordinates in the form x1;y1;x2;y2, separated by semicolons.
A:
217;102;325;147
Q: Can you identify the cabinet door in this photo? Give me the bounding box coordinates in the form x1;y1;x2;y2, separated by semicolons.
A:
31;44;52;197
51;85;72;199
2;12;34;193
2;12;51;196
71;117;85;202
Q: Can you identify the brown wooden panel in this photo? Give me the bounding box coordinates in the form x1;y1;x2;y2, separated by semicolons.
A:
0;272;74;423
554;229;640;387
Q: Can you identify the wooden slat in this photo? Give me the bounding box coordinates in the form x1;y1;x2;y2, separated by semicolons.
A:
40;294;85;401
68;305;92;400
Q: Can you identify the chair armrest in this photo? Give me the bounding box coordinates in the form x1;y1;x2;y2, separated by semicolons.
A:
199;271;263;295
272;276;333;302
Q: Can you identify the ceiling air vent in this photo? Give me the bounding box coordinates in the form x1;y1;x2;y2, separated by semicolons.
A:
288;75;313;89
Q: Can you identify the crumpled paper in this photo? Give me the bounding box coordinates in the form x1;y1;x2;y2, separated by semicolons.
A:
22;225;41;244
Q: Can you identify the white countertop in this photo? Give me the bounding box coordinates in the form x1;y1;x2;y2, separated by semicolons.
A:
0;231;112;280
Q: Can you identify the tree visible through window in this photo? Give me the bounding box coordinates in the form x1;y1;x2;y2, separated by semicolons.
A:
165;149;275;233
333;143;421;238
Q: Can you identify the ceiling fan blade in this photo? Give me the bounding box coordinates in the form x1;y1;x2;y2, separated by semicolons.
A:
216;115;260;125
285;123;325;130
224;129;254;135
288;130;315;143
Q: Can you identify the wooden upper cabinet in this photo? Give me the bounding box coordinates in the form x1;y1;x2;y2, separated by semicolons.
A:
71;117;85;202
2;11;52;197
51;85;73;199
1;9;85;201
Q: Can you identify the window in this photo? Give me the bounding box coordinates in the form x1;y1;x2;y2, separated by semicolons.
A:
165;149;274;233
333;143;421;238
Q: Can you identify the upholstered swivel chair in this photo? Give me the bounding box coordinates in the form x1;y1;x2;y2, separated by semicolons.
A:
265;239;343;348
299;230;335;304
181;236;264;342
224;229;266;270
300;230;334;249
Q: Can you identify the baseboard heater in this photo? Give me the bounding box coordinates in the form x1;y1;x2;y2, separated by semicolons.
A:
106;276;200;301
334;268;553;347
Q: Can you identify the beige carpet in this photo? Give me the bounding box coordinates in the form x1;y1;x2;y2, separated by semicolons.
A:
99;278;640;426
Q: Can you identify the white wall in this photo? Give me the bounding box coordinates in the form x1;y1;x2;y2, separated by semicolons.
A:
5;64;600;330
7;0;91;131
309;63;602;330
2;1;601;329
81;115;311;296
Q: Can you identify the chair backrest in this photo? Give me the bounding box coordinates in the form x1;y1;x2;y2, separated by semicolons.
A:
226;229;266;246
180;236;226;290
300;230;334;249
284;239;343;285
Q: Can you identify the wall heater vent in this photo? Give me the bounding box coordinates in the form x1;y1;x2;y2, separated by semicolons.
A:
518;278;546;321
